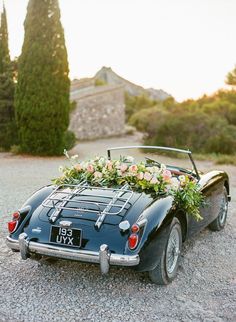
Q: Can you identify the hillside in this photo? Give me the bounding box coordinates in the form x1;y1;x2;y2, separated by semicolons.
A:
94;67;170;101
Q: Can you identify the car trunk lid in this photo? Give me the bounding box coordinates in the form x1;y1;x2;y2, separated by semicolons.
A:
38;184;142;226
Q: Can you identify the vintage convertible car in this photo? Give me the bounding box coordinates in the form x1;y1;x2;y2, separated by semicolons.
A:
6;146;230;285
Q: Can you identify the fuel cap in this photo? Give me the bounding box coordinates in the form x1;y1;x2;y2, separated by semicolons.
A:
119;220;130;232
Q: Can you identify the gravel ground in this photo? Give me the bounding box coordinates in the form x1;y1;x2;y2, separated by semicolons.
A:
0;134;236;322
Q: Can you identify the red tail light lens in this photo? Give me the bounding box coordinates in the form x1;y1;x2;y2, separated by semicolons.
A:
128;234;139;250
8;221;17;233
8;211;20;233
131;224;140;233
12;212;20;220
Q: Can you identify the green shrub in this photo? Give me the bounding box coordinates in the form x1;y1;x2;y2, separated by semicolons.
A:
144;110;236;154
205;125;236;154
129;105;168;133
10;144;21;154
63;130;76;151
215;154;236;165
125;92;157;121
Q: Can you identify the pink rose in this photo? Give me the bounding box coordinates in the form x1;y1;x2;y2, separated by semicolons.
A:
163;170;172;182
150;176;159;184
94;171;102;179
106;161;113;171
120;163;128;172
137;172;144;180
129;165;138;173
74;164;82;171
87;164;94;173
144;172;152;181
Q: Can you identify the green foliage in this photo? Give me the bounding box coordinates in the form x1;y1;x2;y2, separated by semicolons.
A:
125;92;157;121
129;105;168;133
95;78;107;86
173;177;204;221
63;130;76;150
10;144;21;154
215;154;236;165
205;125;236;154
53;154;204;221
15;0;70;155
226;65;236;86
0;6;16;150
130;87;236;155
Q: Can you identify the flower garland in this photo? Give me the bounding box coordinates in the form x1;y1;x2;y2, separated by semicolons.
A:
53;153;204;221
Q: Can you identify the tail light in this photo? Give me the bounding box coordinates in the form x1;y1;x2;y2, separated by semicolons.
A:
12;212;20;221
128;223;140;250
131;224;139;233
8;211;20;233
128;233;139;249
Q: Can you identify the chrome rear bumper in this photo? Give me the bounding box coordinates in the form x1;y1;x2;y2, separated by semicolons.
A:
6;234;140;274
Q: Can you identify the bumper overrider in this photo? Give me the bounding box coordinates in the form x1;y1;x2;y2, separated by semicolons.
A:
6;233;140;274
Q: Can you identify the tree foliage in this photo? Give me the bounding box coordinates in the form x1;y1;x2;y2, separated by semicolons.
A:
130;89;236;155
125;92;157;121
15;0;70;155
0;5;16;150
226;65;236;86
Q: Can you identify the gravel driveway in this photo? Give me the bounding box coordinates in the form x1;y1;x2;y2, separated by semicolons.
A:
0;134;235;322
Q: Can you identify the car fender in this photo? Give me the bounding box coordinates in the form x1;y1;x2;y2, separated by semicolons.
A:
11;185;54;239
128;195;178;271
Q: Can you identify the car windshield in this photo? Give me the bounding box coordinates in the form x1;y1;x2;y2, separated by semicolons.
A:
107;146;199;179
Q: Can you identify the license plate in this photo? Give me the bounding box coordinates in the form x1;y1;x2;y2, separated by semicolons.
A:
50;226;82;248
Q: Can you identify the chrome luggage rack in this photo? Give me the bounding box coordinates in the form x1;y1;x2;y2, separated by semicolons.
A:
42;183;133;229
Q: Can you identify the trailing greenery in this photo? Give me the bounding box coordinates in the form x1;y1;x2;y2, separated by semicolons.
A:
0;6;16;150
53;153;204;221
15;0;71;155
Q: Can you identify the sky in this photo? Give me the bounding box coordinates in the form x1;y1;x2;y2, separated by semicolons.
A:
2;0;236;101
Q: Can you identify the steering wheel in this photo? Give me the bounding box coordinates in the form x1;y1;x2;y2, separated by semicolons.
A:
145;157;161;168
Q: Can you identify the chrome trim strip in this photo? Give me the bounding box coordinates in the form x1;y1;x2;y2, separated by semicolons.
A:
6;236;140;267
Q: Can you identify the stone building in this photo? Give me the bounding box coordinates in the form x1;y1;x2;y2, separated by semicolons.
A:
69;78;125;140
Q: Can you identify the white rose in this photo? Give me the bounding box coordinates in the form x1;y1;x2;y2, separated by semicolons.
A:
126;156;134;163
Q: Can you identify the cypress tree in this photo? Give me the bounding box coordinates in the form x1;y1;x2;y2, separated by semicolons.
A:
15;0;70;155
0;5;16;150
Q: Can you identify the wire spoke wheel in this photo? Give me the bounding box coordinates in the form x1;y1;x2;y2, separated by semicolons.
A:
166;226;180;275
149;217;182;285
209;187;229;232
219;192;228;225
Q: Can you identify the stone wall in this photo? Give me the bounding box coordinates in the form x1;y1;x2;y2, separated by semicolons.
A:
69;84;125;140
